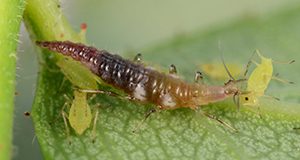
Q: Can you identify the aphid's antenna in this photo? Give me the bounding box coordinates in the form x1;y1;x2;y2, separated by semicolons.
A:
243;51;257;77
221;54;235;80
218;41;235;80
218;41;248;110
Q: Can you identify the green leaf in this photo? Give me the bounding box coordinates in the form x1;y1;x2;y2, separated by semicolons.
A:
0;0;25;159
30;4;300;160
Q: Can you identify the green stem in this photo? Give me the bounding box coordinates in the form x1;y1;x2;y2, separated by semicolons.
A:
0;0;25;159
23;0;98;90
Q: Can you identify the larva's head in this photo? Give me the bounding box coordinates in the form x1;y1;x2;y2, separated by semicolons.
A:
193;78;246;106
223;79;248;108
223;79;243;95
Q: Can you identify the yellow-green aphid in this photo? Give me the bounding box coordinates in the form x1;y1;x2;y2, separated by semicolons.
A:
58;25;99;139
57;23;100;90
62;90;99;141
240;51;273;106
68;91;92;135
200;62;242;80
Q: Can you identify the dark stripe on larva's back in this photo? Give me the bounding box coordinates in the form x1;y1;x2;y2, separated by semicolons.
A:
96;52;150;93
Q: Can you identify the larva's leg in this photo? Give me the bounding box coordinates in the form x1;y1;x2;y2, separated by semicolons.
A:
133;53;142;63
194;71;204;84
91;104;100;143
198;109;238;132
169;64;177;74
78;89;120;97
132;108;157;133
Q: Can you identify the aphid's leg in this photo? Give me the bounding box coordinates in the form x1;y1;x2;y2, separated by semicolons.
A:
133;53;142;63
197;109;238;132
256;106;263;119
272;59;295;64
272;75;294;84
61;101;72;144
250;60;259;66
58;94;75;144
58;77;67;91
169;64;177;74
48;94;70;127
262;94;280;101
233;94;240;111
91;104;100;143
132;108;157;133
194;71;204;84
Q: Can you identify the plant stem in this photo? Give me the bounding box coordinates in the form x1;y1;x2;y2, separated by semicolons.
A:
0;0;25;159
23;0;98;90
23;0;99;157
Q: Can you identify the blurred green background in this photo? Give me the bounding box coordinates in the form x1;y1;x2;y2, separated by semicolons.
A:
14;0;299;159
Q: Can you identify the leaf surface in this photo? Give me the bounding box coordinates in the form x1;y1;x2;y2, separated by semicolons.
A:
32;6;300;160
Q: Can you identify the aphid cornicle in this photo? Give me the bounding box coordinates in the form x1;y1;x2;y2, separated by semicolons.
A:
36;41;244;110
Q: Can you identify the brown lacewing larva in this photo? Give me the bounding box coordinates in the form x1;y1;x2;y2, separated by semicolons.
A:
36;41;244;110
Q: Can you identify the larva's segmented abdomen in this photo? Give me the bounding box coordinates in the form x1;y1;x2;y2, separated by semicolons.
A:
36;40;154;96
37;41;232;110
36;41;104;74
